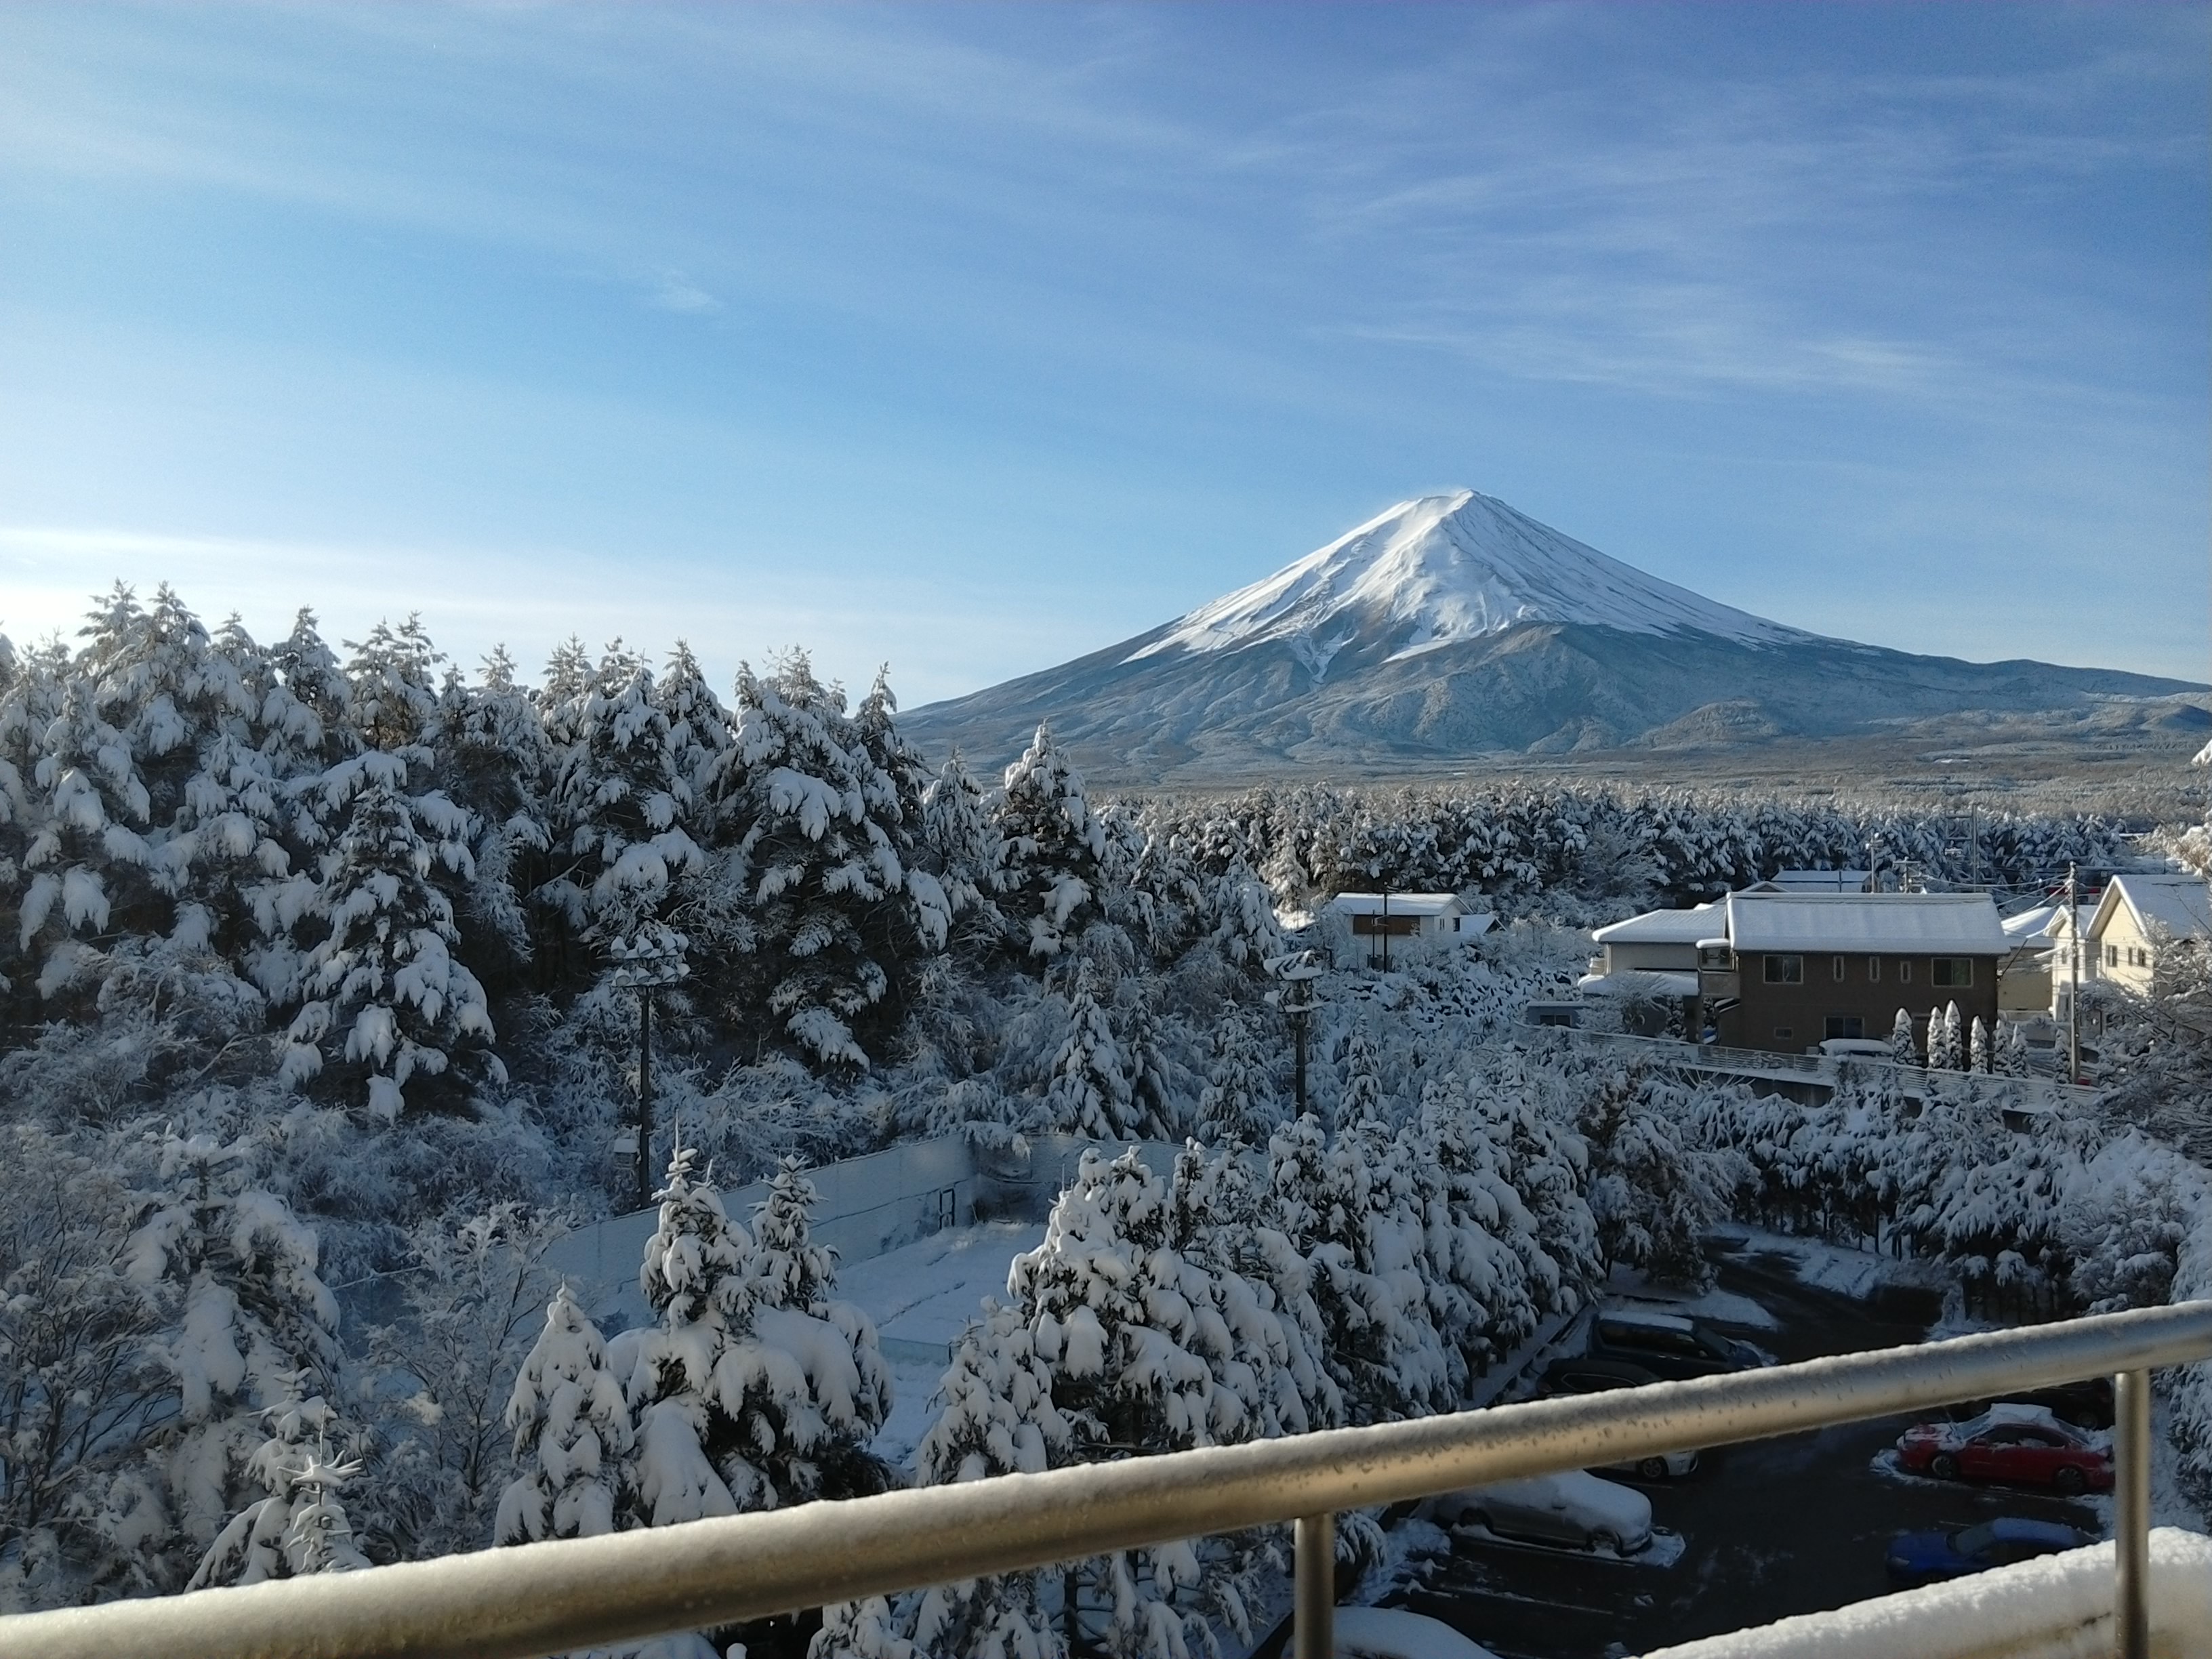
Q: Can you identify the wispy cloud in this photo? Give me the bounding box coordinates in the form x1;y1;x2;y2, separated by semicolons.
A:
647;272;720;315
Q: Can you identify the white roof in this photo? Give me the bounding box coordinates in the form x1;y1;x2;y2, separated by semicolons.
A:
2095;873;2212;942
1750;870;1874;893
1598;1307;1696;1332
1723;892;2008;954
1592;902;1723;945
1578;970;1700;997
1328;892;1468;918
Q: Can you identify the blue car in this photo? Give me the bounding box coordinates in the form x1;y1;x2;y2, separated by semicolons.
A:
1885;1517;2093;1586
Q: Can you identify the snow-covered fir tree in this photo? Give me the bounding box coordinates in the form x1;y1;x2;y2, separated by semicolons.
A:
1192;1007;1279;1149
1929;1002;1963;1071
187;1381;369;1587
278;761;499;1119
1890;1007;1919;1065
991;724;1107;962
697;653;941;1069
124;1130;346;1587
1969;1016;1992;1074
1042;969;1139;1140
495;1284;634;1545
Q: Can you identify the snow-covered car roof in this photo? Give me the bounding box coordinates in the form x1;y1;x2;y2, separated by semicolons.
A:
1332;1606;1500;1659
1723;892;2009;954
1943;1402;2093;1441
1591;903;1721;945
1597;1307;1697;1333
1472;1470;1653;1532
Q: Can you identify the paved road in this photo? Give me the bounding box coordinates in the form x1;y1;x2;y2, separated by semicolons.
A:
1389;1242;2100;1658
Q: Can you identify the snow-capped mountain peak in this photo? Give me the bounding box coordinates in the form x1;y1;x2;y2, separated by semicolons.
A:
1126;490;1809;677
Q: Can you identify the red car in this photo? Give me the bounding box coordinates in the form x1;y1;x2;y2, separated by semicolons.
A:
1895;1404;2112;1494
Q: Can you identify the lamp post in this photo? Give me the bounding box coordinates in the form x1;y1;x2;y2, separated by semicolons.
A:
1267;948;1324;1117
607;922;690;1213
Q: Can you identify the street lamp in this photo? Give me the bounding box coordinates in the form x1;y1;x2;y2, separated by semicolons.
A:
1266;947;1324;1117
607;921;690;1213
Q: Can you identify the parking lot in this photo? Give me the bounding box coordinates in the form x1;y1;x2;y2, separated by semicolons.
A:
1385;1239;2102;1658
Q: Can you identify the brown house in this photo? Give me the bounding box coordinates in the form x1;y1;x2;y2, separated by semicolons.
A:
1698;893;2008;1054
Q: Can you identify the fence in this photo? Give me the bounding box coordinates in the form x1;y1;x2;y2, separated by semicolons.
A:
3;1299;2206;1659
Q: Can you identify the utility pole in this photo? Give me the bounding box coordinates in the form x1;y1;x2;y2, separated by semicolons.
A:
2066;863;2081;1086
609;922;690;1213
1378;888;1391;972
1268;949;1324;1115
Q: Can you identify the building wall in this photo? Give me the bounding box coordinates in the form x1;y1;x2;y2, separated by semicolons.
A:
2093;907;2161;998
1604;941;1701;973
1714;951;2001;1054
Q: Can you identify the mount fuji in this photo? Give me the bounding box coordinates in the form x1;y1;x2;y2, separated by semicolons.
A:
903;491;2204;783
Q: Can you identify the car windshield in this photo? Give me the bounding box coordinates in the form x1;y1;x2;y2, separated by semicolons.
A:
1951;1523;1996;1556
1697;1332;1736;1359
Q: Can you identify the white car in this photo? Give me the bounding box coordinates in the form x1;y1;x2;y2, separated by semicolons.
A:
1332;1607;1499;1659
1597;1447;1699;1481
1432;1470;1654;1555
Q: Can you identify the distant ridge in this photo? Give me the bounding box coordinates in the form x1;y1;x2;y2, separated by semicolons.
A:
904;491;2205;784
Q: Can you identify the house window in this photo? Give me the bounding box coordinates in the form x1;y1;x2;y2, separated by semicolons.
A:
1774;1027;1793;1040
1899;960;1912;983
1824;1015;1864;1040
2106;945;2120;968
1868;957;1881;982
1832;955;1847;981
1763;954;1804;984
1931;958;1973;988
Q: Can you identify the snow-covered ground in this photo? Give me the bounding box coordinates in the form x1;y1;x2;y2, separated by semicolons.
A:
837;1220;1044;1467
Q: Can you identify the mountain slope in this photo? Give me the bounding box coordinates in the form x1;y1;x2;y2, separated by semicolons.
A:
903;492;2203;783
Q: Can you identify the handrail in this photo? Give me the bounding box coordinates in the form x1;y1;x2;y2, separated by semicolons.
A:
3;1300;2207;1659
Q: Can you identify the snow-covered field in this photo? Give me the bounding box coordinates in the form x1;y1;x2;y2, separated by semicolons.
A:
838;1221;1044;1465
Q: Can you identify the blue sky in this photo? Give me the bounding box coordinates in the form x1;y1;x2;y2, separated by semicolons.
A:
1;3;2205;705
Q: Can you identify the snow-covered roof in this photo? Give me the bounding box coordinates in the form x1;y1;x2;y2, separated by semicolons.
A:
1591;903;1722;945
1747;870;1873;893
1723;892;2009;954
2094;873;2212;942
1578;970;1700;997
1328;892;1469;917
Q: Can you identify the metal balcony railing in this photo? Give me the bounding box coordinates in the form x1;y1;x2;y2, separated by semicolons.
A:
3;1300;2207;1659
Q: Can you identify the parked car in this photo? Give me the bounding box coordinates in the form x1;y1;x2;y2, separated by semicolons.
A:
1583;1309;1769;1381
1944;1378;2115;1431
1250;1606;1500;1659
1818;1037;1894;1060
1893;1403;2113;1494
1885;1517;2094;1586
1536;1358;1700;1479
1431;1471;1654;1555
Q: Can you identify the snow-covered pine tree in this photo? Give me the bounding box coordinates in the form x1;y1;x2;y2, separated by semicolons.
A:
991;724;1107;962
743;1158;895;1502
1969;1016;1992;1074
495;1284;634;1545
537;646;705;950
344;617;445;755
1337;1020;1386;1130
1042;969;1139;1141
125;1130;346;1586
426;650;552;986
187;1380;369;1586
1193;1007;1279;1149
1996;1019;2032;1078
916;750;1006;956
697;653;939;1069
1890;1007;1919;1065
264;609;358;772
1005;1147;1286;1656
1578;1068;1732;1290
279;761;499;1118
1199;856;1284;970
1929;1002;1963;1070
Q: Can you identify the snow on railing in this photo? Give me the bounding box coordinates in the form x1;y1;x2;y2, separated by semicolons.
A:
1;1301;2206;1659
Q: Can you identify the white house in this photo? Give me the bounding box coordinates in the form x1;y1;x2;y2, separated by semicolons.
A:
1580;901;1722;1000
2076;873;2212;998
1327;892;1494;968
